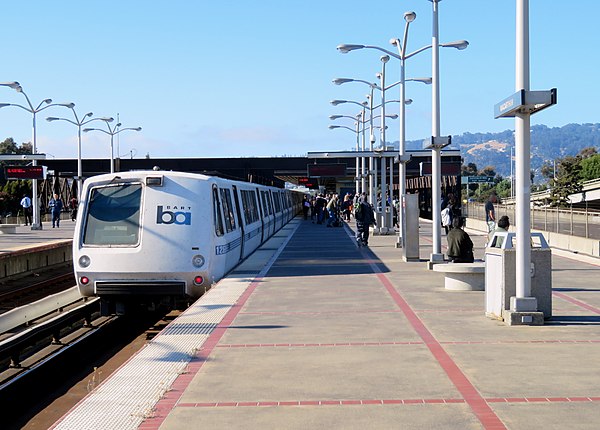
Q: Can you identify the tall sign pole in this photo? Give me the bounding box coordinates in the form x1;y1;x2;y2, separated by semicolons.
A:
494;0;556;322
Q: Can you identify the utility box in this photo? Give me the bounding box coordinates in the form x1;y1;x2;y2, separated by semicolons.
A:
485;232;552;320
402;194;420;262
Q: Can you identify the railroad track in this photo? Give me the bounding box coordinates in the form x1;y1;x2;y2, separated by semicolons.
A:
0;267;75;312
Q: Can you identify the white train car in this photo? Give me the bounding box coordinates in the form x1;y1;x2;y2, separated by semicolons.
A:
73;170;303;313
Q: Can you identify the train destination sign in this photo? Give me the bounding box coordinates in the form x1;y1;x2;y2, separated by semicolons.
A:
4;165;47;180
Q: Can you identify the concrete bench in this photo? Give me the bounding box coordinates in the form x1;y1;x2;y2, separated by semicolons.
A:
0;224;19;234
432;262;485;291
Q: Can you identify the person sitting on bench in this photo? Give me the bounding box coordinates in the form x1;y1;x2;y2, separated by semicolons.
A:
447;217;474;263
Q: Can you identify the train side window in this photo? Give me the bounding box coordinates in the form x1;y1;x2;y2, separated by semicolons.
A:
273;192;281;213
219;188;236;232
241;190;259;224
212;187;224;236
266;192;273;215
261;191;270;216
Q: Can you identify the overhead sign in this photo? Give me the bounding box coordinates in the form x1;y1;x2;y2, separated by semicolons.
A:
4;165;47;180
465;175;495;184
298;177;319;189
307;164;347;178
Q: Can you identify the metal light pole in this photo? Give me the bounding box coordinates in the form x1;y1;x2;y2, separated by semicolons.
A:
378;55;390;233
0;82;73;230
429;0;444;263
84;122;142;173
47;110;114;201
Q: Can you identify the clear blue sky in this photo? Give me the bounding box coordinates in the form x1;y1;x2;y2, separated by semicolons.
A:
1;1;598;160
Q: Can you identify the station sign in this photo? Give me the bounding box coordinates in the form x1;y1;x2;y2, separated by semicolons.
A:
307;163;346;178
494;88;557;119
4;165;47;180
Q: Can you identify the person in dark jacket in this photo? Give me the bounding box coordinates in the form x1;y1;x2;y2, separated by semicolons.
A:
48;194;63;228
354;193;376;247
446;217;474;263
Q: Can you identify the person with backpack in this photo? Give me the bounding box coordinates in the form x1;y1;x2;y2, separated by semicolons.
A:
354;192;376;247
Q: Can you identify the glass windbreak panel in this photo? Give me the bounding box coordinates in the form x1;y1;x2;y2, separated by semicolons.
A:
83;183;142;245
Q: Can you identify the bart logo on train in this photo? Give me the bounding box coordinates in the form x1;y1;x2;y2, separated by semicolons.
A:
156;205;192;225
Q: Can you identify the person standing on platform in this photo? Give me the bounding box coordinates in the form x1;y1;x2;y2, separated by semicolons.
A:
70;197;79;221
48;194;63;228
354;192;376;247
20;194;32;226
485;193;497;233
302;195;310;220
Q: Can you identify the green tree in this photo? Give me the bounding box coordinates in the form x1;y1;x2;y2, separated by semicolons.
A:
551;155;582;207
580;153;600;181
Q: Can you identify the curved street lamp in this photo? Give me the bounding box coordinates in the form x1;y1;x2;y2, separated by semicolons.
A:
83;122;142;173
46;109;114;200
0;81;74;230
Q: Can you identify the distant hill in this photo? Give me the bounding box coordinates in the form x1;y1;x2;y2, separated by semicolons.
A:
399;123;600;181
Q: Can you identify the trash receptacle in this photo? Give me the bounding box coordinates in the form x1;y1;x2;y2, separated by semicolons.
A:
485;232;552;320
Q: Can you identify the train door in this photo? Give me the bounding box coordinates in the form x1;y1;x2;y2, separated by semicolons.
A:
218;186;243;270
231;185;245;261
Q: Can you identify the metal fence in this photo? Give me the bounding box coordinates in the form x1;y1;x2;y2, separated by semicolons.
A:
464;202;600;240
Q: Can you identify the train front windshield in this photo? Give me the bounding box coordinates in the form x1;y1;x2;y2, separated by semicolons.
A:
83;183;142;245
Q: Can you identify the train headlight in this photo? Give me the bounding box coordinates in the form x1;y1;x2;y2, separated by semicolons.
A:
79;255;91;268
192;254;205;268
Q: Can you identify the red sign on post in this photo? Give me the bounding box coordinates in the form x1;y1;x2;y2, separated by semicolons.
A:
4;166;47;180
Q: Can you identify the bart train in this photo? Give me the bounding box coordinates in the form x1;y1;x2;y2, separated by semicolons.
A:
73;170;304;314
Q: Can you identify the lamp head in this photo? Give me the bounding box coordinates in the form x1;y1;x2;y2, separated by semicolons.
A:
46;117;59;122
83;128;94;133
85;112;93;118
43;99;52;104
405;99;413;105
328;125;339;129
330;100;345;106
442;40;469;50
332;78;353;85
329;115;343;120
375;72;382;80
0;81;21;90
60;102;75;109
0;103;10;108
337;44;364;54
388;114;399;119
403;11;416;23
100;117;114;122
380;55;390;63
133;127;142;131
390;38;399;47
116;122;122;127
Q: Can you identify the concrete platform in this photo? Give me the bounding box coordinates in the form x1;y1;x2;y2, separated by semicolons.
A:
50;218;600;430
